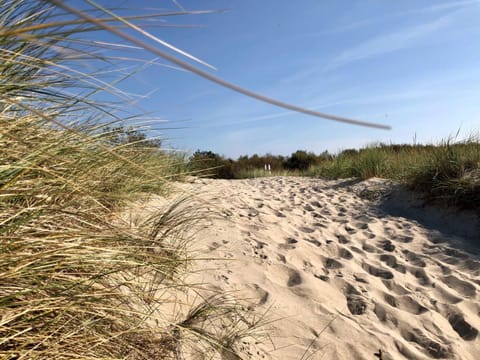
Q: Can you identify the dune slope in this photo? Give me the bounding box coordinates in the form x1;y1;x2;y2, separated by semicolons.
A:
180;177;480;360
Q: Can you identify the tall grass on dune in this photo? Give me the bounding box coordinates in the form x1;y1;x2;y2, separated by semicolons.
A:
405;136;480;209
1;1;261;358
310;137;480;209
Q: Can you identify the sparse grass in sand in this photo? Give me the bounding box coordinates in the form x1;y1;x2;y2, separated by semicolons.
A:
0;2;261;358
310;137;480;210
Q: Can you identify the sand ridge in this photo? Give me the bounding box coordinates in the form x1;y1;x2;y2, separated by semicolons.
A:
181;177;479;359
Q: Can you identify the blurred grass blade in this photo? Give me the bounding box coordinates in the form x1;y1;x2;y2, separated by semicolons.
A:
47;0;391;130
85;0;218;71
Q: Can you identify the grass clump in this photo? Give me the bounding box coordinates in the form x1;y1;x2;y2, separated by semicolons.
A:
0;1;261;358
405;137;480;209
310;137;480;210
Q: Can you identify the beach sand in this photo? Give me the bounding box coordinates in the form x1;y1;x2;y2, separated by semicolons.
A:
172;177;480;359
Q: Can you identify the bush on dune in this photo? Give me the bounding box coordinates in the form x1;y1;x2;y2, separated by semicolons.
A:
283;150;319;171
187;150;235;179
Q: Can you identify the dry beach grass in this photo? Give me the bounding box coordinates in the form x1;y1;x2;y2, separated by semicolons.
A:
0;2;262;358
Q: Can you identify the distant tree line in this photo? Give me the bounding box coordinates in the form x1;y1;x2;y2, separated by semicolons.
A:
186;142;477;179
186;149;333;179
101;125;163;149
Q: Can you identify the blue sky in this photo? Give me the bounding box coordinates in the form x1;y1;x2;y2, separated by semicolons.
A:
86;0;480;157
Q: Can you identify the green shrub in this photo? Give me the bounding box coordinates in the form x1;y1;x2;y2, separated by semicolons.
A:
284;150;319;170
187;150;235;179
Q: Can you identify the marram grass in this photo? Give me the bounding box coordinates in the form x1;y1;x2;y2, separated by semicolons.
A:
0;1;262;359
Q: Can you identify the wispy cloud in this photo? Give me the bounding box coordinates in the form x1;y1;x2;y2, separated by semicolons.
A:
320;0;478;35
328;15;452;70
396;0;479;17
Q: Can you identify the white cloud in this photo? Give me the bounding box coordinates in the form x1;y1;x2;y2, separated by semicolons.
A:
329;15;452;69
322;0;479;35
396;0;479;17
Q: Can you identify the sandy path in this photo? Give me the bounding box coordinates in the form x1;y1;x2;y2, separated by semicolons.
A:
181;177;480;360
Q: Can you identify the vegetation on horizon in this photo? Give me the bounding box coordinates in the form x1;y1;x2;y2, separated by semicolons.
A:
189;137;480;210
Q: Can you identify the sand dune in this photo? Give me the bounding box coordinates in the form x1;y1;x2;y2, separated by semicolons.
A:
178;177;480;359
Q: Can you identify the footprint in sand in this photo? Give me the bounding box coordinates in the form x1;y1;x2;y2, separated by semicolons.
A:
362;262;394;279
287;271;302;287
431;282;462;304
438;264;452;275
402;249;426;267
373;302;393;323
344;224;357;234
347;293;368;315
248;284;270;305
208;241;222;250
442;275;476;297
379;254;406;273
383;293;428;315
314;273;330;281
339;247;353;260
305;237;321;247
408;266;431;286
444;248;469;259
382;279;410;295
286;237;298;244
321;209;331;216
377;239;395;252
313;221;328;229
304;204;314;212
461;259;480;276
268;265;303;287
299;226;315;234
400;327;453;359
350;246;365;255
276;253;286;263
336;234;350;244
353;273;369;284
355;222;369;230
363;231;376;239
278;237;297;250
447;311;478;341
394;223;404;230
324;257;343;269
384;227;396;237
248;208;259;217
335;280;368;315
362;242;378;253
394;235;413;243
